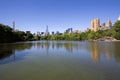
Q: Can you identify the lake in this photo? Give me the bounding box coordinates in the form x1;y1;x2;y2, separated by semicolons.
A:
0;41;120;80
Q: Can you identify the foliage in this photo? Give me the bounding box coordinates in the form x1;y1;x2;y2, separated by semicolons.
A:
1;20;120;43
35;20;120;41
113;21;120;39
0;24;33;43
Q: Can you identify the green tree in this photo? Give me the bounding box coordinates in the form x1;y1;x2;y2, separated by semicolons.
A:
87;31;95;40
113;21;120;32
113;21;120;39
25;32;33;40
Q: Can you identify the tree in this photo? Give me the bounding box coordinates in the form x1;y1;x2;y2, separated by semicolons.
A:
113;21;120;40
0;24;14;42
113;21;120;32
25;32;33;40
87;31;95;40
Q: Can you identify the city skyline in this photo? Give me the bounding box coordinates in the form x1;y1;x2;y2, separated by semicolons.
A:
0;0;120;33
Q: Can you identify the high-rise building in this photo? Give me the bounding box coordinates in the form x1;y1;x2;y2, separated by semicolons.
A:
52;32;54;35
37;31;40;36
12;21;15;31
91;18;112;31
106;19;112;28
91;18;100;31
45;25;49;36
101;23;106;27
100;23;106;30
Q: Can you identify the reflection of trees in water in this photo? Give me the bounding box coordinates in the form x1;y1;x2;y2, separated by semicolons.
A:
0;43;33;64
12;43;33;51
0;50;15;64
113;42;120;62
34;41;120;62
34;41;81;53
0;50;14;60
0;43;33;51
1;41;120;64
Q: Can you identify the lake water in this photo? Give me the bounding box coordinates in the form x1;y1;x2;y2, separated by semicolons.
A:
0;41;120;80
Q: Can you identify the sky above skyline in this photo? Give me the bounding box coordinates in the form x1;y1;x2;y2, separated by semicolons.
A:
0;0;120;33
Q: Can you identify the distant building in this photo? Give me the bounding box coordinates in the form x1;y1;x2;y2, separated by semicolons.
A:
91;18;112;31
101;23;106;27
99;23;105;30
56;31;60;35
12;21;15;32
26;31;31;34
91;18;100;31
65;28;73;33
33;33;36;36
45;25;49;36
73;30;82;33
85;28;91;32
52;32;54;35
41;32;45;36
106;19;112;28
37;31;40;36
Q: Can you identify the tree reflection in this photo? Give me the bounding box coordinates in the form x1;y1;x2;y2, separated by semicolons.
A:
34;41;81;54
1;41;120;64
113;42;120;62
0;50;14;60
0;42;33;64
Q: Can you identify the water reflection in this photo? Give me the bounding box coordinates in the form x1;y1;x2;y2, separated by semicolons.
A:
113;42;120;62
0;50;15;63
33;41;120;63
0;42;33;64
90;42;100;62
0;41;120;64
89;42;119;63
33;41;81;53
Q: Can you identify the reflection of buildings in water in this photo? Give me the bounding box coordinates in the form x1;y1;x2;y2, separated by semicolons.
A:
46;43;50;56
36;43;41;49
102;44;113;61
36;41;50;56
52;42;74;53
34;41;82;55
52;42;55;49
90;43;100;62
63;43;73;53
90;42;114;63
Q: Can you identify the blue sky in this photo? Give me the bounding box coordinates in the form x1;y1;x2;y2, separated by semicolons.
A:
0;0;120;33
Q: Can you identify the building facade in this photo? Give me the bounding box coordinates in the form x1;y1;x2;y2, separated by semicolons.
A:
106;19;112;28
91;18;112;31
91;18;100;31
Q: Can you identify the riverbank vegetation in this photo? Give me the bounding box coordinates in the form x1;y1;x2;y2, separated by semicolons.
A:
0;21;120;43
0;24;33;43
38;21;120;41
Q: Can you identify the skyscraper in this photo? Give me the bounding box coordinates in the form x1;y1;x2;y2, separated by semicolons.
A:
45;25;49;36
12;21;15;31
91;18;100;31
106;19;112;28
